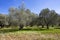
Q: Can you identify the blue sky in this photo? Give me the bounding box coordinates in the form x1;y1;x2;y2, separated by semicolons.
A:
0;0;60;14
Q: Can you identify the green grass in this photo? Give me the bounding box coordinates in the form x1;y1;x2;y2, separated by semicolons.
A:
0;26;60;40
0;26;60;34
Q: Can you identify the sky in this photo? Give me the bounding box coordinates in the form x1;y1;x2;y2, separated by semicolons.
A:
0;0;60;14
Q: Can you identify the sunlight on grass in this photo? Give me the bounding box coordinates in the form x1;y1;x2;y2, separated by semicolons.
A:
0;26;60;40
0;26;60;34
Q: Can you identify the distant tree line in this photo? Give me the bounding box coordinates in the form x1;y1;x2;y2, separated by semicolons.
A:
0;4;60;29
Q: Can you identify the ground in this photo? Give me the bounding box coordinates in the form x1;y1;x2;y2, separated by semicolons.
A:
0;26;60;40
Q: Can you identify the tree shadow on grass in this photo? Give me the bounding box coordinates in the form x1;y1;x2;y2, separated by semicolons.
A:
54;27;60;29
0;28;50;33
21;28;48;31
0;28;19;33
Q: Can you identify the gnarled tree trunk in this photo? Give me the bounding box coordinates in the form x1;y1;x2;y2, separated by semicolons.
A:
42;25;44;28
46;24;49;29
19;24;24;30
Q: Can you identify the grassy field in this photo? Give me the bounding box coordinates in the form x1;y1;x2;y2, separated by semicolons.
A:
0;26;60;40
